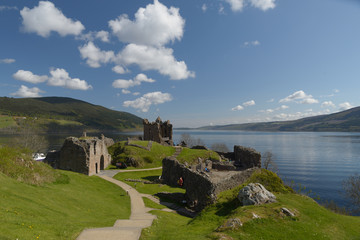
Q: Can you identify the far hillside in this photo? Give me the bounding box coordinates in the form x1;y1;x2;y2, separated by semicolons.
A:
199;106;360;132
0;96;142;133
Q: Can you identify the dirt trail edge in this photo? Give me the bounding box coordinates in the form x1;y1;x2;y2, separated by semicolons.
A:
76;175;156;240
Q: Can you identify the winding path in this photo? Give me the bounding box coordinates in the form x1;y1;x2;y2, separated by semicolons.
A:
77;147;183;240
76;171;158;240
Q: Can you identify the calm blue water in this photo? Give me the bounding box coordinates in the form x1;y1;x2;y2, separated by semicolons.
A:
173;130;360;209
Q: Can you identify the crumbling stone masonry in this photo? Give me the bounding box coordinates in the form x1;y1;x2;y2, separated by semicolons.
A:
143;117;173;146
161;145;262;210
45;135;114;176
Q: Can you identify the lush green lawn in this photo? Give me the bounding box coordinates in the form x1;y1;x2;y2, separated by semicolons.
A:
113;169;185;195
140;170;360;240
176;148;221;164
0;171;130;240
108;141;176;168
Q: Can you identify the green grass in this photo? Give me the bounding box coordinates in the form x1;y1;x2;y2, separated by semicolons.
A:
0;146;131;239
143;197;167;210
108;141;176;168
0;171;130;240
140;169;360;240
176;148;221;164
0;146;63;185
0;115;16;128
113;169;185;195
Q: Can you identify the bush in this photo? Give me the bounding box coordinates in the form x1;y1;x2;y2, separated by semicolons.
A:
343;173;360;213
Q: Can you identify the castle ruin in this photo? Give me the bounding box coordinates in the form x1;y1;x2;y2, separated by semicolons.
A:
143;117;173;146
45;134;114;176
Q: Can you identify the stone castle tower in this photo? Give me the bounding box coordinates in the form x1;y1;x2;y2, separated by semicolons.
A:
143;117;173;146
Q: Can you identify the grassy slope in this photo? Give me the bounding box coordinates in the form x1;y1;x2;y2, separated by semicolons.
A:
108;141;176;169
140;170;360;240
113;169;185;195
0;171;131;240
0;96;142;132
0;146;131;239
108;141;221;169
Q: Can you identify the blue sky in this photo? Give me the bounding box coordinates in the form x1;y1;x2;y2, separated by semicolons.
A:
1;0;360;127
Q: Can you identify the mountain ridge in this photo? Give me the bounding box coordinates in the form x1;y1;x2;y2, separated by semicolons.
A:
0;96;142;133
197;106;360;132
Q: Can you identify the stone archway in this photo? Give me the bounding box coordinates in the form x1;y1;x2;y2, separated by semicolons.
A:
100;155;105;170
95;162;98;174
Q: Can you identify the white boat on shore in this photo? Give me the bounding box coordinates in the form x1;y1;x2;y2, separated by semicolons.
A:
32;153;46;161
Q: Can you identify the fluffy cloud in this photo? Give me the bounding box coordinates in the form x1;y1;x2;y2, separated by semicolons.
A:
250;0;276;11
0;58;15;64
225;0;275;11
243;100;255;107
231;105;244;111
339;102;354;111
123;91;172;112
20;1;84;37
79;42;115;68
273;109;331;121
117;44;194;80
13;70;48;84
279;90;318;104
112;73;155;89
48;68;92;90
11;85;44;98
109;0;184;47
112;65;129;74
321;101;336;108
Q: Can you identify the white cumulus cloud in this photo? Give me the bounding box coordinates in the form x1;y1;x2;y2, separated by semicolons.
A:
112;73;155;89
231;105;244;111
78;30;110;43
243;100;255;107
112;65;129;74
280;90;318;104
13;70;48;84
109;0;184;47
48;68;92;90
321;101;336;108
123;91;172;112
225;0;275;12
244;40;260;46
20;1;85;37
117;44;194;80
339;102;354;111
11;85;44;98
79;41;115;68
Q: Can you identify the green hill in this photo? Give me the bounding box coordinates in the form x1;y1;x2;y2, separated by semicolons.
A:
0;96;142;133
199;106;360;132
0;146;130;239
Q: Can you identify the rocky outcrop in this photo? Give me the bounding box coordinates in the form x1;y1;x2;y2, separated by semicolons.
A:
237;183;276;206
45;135;113;176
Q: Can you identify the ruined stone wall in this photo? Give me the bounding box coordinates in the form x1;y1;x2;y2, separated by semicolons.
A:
162;157;257;210
234;145;261;168
45;135;113;176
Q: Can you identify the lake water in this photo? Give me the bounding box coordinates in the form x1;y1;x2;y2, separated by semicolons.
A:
1;130;359;209
173;130;360;209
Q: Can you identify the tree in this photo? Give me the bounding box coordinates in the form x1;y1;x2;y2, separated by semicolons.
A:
343;173;360;213
262;151;278;173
